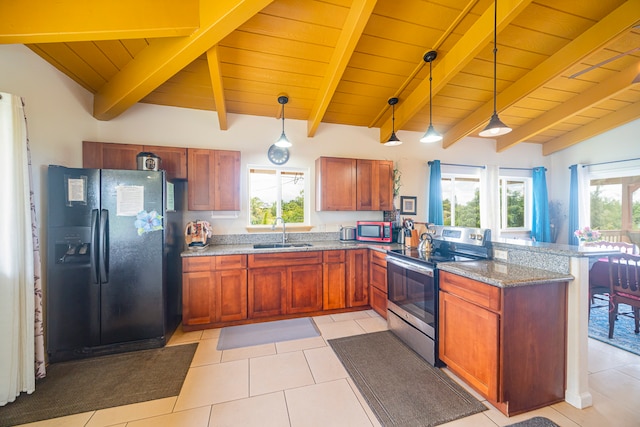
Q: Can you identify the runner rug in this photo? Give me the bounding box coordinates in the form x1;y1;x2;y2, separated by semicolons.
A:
217;317;320;350
329;331;486;426
0;343;197;427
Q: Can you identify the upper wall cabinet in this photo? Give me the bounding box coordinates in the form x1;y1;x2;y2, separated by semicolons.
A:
82;141;187;180
316;156;393;211
187;148;241;211
356;159;393;211
316;157;357;211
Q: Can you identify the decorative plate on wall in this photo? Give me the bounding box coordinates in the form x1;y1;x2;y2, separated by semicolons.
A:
267;144;290;165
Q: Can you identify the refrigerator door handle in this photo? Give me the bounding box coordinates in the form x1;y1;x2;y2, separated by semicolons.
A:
90;209;99;284
99;209;109;282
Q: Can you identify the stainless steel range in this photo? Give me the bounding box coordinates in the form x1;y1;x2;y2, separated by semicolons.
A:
386;226;491;366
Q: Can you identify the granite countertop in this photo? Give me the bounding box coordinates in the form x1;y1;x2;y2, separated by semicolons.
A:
181;240;402;257
437;260;574;288
491;238;623;258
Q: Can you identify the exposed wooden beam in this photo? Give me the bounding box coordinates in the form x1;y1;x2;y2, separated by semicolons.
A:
542;100;640;155
497;64;640;152
379;0;532;143
93;0;273;121
307;0;377;137
0;0;199;44
206;45;228;130
442;0;640;149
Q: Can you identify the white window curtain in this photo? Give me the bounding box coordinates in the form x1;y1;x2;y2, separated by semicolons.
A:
480;164;500;239
0;92;45;406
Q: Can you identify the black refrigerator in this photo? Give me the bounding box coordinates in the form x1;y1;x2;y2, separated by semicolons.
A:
46;165;183;362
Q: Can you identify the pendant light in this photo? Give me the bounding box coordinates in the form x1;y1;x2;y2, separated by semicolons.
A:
420;50;442;143
479;0;511;137
384;97;402;146
275;95;292;147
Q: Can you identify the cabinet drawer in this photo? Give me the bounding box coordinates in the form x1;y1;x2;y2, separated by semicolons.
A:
439;271;501;313
370;249;387;267
215;254;247;270
323;250;346;263
183;256;215;272
370;262;387;292
249;251;322;268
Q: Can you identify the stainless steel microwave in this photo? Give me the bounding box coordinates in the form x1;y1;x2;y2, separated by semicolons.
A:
356;221;393;243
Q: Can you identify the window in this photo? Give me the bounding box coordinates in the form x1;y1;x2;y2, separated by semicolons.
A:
248;167;308;226
499;177;531;230
442;175;480;227
589;175;640;231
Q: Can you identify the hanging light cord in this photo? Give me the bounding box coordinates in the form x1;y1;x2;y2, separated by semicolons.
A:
391;103;396;132
429;61;434;125
281;103;285;134
492;1;498;115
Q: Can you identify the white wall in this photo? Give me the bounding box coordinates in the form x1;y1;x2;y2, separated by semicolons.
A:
9;43;635;241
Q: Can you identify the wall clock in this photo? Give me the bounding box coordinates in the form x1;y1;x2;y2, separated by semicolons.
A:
267;144;290;165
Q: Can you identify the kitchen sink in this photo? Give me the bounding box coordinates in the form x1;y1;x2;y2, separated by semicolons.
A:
252;243;313;249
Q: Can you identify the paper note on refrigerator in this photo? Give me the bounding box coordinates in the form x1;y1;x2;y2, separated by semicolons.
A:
116;185;144;216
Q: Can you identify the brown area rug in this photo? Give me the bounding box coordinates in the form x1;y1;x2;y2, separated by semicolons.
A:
329;331;486;426
0;344;197;427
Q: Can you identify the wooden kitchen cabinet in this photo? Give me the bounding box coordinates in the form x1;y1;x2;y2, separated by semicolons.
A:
323;250;347;310
82;141;187;179
356;159;393;211
187;148;240;211
439;271;567;416
347;249;369;307
316;156;393;211
315;157;357;211
369;249;388;318
248;251;323;318
182;255;247;327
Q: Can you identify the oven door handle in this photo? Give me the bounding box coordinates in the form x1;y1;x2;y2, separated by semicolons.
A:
386;257;434;277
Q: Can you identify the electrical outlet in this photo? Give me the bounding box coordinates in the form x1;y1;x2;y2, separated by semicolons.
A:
495;263;508;274
493;249;508;261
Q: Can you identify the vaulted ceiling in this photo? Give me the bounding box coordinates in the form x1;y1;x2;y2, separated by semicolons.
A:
2;0;639;155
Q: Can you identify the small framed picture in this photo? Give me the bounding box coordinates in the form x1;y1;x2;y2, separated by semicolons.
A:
400;196;417;215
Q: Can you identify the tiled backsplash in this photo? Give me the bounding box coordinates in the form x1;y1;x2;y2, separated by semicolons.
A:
211;232;341;245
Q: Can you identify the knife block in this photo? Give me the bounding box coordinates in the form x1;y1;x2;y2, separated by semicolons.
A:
406;230;419;248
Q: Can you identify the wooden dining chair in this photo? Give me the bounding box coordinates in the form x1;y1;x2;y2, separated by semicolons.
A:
608;253;640;338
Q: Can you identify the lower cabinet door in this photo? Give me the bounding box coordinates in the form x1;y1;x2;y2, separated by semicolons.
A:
182;271;215;325
216;269;247;322
439;291;500;401
248;267;287;318
287;264;323;314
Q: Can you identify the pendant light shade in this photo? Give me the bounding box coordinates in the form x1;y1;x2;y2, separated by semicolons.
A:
384;97;403;146
479;0;511;138
420;50;442;143
275;95;292;147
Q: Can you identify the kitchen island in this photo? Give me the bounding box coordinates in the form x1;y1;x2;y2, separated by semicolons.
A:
481;239;620;411
437;261;572;416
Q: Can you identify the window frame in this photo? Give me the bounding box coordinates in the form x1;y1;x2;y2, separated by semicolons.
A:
247;164;311;229
441;172;481;227
498;175;532;232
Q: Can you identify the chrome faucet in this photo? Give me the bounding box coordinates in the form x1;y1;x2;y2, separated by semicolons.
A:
272;216;287;245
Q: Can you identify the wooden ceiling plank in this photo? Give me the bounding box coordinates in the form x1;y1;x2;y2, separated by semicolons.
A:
497;63;640;151
206;45;228;130
542;100;640;155
0;0;199;44
307;0;378;137
379;0;533;143
93;0;274;121
442;0;640;149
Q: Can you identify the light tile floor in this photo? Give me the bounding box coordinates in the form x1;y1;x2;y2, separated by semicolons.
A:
16;310;640;427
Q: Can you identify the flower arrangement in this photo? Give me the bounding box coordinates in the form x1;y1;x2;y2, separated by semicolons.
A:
134;210;163;235
574;226;601;242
